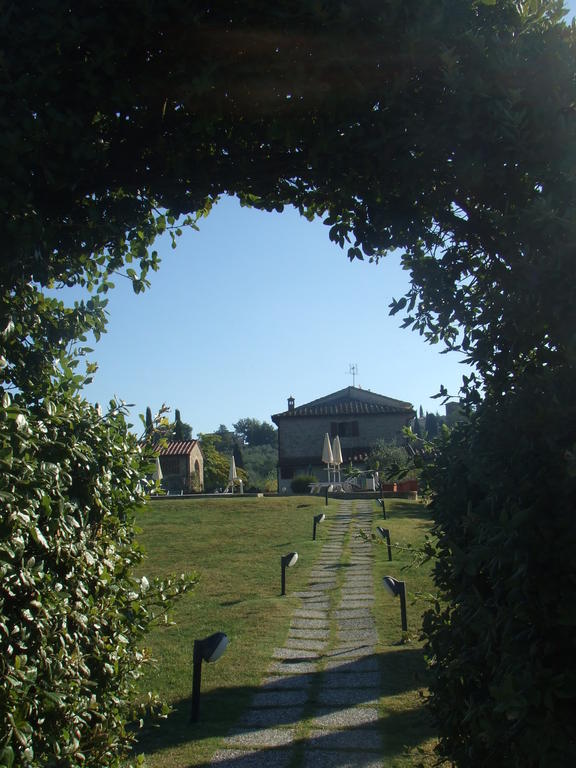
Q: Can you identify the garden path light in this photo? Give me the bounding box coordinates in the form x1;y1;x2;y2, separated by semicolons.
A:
377;526;393;561
377;497;387;519
382;575;408;632
313;513;326;541
281;552;299;596
190;632;229;723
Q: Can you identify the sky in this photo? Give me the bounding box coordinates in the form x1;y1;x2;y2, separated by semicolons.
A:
63;196;469;435
57;3;576;437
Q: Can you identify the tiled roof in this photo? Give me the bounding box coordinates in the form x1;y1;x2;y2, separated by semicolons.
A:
281;401;405;417
157;440;199;456
272;386;413;423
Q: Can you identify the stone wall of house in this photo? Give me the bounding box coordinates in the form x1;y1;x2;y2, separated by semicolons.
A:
193;445;204;491
278;412;411;462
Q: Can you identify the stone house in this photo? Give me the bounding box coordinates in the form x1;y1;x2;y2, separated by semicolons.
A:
271;386;415;490
157;440;204;493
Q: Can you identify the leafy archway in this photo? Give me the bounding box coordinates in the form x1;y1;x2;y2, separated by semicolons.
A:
1;1;575;765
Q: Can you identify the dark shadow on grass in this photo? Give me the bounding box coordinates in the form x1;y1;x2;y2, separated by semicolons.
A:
378;646;429;696
190;706;434;768
133;649;429;761
133;682;259;758
386;505;431;521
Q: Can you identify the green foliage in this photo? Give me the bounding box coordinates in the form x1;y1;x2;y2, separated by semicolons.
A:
242;444;277;491
198;434;247;491
3;1;576;764
366;441;417;480
0;389;196;767
0;51;198;758
197;435;231;491
233;418;277;448
3;0;573;347
140;406;192;444
233;442;244;469
174;409;183;440
213;425;236;456
421;369;576;766
263;471;278;494
290;475;317;494
145;407;153;435
200;426;276;489
172;409;192;442
0;216;196;763
412;416;422;438
424;412;439;439
0;275;195;767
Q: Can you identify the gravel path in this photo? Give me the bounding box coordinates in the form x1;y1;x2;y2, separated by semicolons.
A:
209;500;383;768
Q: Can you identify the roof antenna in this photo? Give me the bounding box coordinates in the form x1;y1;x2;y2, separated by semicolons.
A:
347;363;358;387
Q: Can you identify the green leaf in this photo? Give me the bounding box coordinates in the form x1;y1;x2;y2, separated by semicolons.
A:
0;746;15;768
31;527;49;549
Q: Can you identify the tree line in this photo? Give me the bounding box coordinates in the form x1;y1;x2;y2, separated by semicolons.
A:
145;408;278;491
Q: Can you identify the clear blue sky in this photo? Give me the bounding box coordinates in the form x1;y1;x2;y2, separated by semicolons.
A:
60;3;576;436
67;196;469;434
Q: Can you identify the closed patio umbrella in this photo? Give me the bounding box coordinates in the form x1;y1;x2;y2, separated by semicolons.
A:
332;436;343;483
322;433;334;483
229;454;237;493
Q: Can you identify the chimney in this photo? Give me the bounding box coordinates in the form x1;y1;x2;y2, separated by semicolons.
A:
287;396;295;413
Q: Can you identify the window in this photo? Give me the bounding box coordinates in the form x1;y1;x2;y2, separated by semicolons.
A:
330;421;359;437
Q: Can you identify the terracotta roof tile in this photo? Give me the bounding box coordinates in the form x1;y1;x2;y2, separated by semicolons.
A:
287;401;406;417
157;440;199;456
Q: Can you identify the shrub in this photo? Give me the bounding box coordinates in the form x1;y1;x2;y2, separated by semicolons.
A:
290;475;317;494
0;391;196;768
366;441;419;480
422;366;576;766
263;472;278;494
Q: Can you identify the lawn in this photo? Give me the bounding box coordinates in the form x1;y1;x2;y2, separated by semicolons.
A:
132;495;438;767
366;499;438;766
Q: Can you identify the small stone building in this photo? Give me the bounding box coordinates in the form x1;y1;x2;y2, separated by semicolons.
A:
158;440;204;494
271;386;414;490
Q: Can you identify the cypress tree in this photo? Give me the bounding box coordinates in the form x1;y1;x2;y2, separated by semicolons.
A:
413;417;422;438
174;409;184;440
145;406;153;435
425;412;439;439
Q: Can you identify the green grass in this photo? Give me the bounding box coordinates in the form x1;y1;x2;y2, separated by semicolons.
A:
367;498;438;766
132;496;438;767
133;496;329;767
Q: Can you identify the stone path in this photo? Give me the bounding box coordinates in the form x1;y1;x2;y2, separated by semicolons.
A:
209;500;383;768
